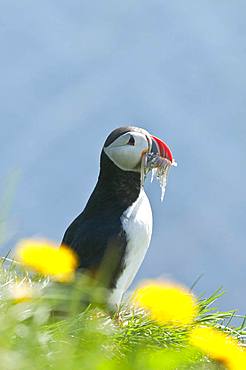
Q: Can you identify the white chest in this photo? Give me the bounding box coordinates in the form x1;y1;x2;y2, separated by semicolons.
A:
109;189;153;307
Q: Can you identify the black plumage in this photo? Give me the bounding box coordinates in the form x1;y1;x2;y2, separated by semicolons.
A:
61;128;141;289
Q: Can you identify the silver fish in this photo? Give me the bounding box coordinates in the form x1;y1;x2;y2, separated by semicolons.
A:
141;153;176;201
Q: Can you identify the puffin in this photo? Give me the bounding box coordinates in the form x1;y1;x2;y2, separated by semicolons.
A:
61;126;174;307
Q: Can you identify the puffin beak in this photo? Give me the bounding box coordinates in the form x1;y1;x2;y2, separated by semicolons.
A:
150;135;174;163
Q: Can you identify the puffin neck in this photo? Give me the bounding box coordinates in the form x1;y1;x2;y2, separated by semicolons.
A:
97;152;141;208
81;152;141;218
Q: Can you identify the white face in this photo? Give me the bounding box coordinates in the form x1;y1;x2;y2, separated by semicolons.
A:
104;130;151;172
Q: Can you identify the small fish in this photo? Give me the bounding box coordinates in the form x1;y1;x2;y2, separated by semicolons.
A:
141;153;177;201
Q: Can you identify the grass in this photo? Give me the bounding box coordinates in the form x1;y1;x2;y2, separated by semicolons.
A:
0;258;245;370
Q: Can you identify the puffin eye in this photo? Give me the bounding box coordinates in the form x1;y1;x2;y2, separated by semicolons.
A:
127;135;135;146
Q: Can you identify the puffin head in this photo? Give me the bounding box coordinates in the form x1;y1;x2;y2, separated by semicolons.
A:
103;126;174;173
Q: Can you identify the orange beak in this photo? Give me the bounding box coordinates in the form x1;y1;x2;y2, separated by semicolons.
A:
150;135;174;163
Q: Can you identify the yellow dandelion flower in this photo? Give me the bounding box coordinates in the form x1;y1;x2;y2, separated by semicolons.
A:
189;326;246;370
15;239;78;282
132;280;198;326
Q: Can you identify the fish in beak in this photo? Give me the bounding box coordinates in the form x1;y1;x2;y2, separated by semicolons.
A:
142;134;176;201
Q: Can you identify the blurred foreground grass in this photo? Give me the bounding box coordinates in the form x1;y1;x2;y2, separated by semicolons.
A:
0;240;245;370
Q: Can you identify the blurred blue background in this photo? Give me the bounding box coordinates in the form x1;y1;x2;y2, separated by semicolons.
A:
1;1;245;313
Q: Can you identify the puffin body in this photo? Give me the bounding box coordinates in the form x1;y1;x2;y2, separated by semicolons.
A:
109;188;152;305
62;126;173;307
